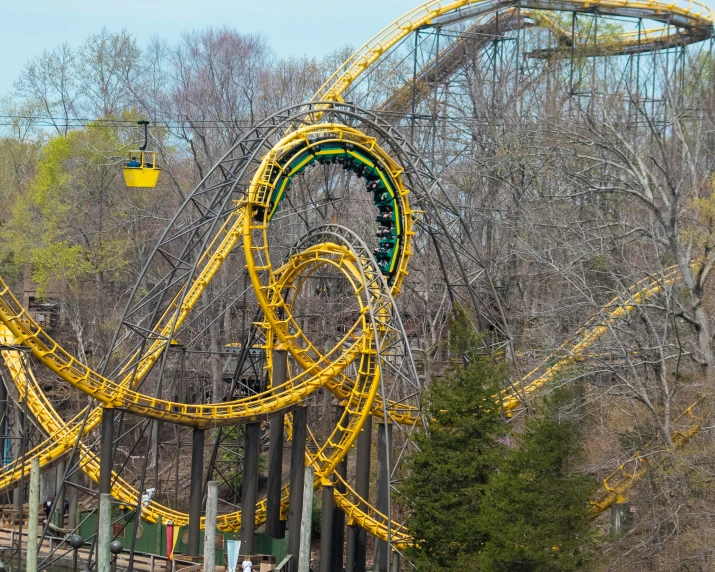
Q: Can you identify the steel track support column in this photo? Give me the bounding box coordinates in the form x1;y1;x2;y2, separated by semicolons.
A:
68;465;78;529
54;459;65;527
374;421;393;572
27;458;39;572
99;407;115;496
355;415;372;572
0;376;6;471
240;422;261;555
346;414;373;572
266;348;287;539
319;483;334;572
287;406;307;572
152;418;162;494
331;408;347;572
410;29;420;144
346;527;357;572
12;407;22;521
55;459;64;499
98;493;112;572
187;427;205;557
13;392;25;569
175;345;185;510
266;413;285;538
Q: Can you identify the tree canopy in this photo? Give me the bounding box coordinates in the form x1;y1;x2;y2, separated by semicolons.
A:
402;311;598;571
477;388;598;571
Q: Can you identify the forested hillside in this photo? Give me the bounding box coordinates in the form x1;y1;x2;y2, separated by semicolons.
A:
1;23;715;571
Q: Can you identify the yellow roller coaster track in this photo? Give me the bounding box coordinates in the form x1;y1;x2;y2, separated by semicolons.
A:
0;125;419;429
526;9;713;56
0;228;412;541
312;0;713;104
0;324;393;538
0;229;420;543
591;393;709;512
0;120;422;542
0;262;699;545
500;267;682;414
0;0;711;554
0;123;422;548
378;6;706;116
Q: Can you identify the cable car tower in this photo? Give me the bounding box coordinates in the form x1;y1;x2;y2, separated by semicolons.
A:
122;120;161;188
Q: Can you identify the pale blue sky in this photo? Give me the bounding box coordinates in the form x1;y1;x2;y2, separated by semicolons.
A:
1;0;420;99
2;0;714;101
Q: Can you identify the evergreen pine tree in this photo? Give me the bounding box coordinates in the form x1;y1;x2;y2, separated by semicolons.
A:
401;309;507;570
477;387;598;571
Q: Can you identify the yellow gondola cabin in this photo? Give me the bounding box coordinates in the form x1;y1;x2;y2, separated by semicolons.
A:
123;150;160;187
123;120;161;188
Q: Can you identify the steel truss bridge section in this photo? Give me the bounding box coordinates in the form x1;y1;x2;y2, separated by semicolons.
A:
312;0;713;105
377;6;711;116
0;0;712;567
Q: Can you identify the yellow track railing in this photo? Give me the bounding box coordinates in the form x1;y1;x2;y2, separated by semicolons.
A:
312;0;713;103
501;268;682;414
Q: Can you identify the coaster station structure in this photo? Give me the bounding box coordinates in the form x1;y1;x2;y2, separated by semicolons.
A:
0;1;712;571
